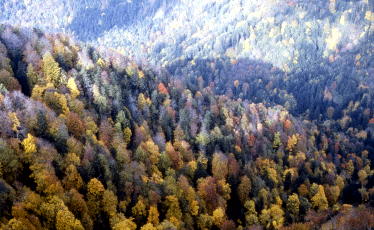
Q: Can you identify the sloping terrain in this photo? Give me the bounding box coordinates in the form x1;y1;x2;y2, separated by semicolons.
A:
0;1;374;229
93;0;374;130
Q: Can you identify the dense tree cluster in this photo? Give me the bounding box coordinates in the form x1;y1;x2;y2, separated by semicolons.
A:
0;23;374;230
91;0;374;133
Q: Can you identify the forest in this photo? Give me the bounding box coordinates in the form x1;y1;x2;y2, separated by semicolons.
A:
0;18;373;230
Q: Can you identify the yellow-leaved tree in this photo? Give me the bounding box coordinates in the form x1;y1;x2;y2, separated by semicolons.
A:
145;139;160;165
67;77;80;99
286;193;300;222
42;51;60;85
87;178;105;219
212;152;228;180
197;213;214;230
132;199;147;223
8;112;20;133
259;204;284;229
212;207;225;228
56;208;84;230
147;206;159;226
311;185;328;212
140;223;157;230
123;127;132;144
102;189;118;218
22;133;37;160
62;164;83;191
244;200;259;226
112;214;137;230
138;93;146;110
165;195;183;228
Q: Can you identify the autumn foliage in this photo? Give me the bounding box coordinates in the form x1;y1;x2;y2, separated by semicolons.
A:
0;69;21;91
66;112;85;139
0;23;373;230
158;83;168;95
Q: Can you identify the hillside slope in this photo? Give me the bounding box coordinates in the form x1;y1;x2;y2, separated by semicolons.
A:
0;0;374;229
0;23;374;229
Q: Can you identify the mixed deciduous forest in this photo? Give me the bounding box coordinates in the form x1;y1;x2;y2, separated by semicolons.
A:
0;0;374;229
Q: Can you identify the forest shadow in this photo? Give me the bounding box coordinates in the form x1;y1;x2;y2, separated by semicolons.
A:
165;30;374;125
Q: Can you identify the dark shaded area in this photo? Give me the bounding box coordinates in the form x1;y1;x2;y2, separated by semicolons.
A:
342;183;362;205
0;179;15;218
0;35;30;96
226;174;244;224
17;163;38;191
14;60;29;96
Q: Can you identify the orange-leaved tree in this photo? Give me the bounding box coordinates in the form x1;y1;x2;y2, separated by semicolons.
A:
158;83;168;95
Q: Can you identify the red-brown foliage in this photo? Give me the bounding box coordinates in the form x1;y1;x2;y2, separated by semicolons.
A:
98;118;114;147
198;176;219;214
304;210;329;227
134;125;146;147
166;142;181;170
342;206;374;229
220;219;236;230
148;190;161;207
281;222;312;230
284;119;292;131
227;153;240;180
158;83;168;94
67;188;88;217
66;112;85;139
